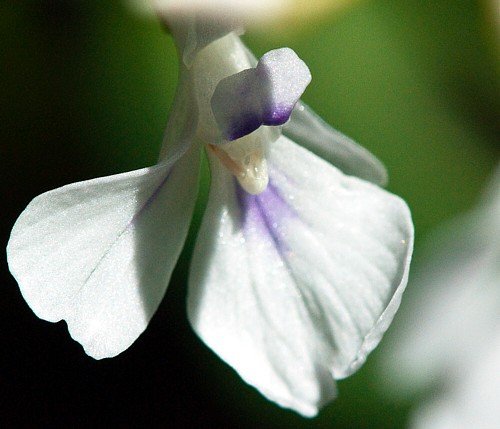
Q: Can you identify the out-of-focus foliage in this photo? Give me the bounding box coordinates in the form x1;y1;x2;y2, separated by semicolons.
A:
1;0;498;427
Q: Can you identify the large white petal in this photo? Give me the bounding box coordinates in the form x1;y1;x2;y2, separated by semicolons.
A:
283;102;388;186
188;136;413;416
7;145;201;359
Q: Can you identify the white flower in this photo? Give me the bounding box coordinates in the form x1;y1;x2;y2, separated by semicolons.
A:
136;0;354;28
7;13;413;417
382;166;500;428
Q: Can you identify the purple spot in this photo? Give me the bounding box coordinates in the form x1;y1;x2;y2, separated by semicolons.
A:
262;104;293;126
211;49;308;141
226;105;292;140
226;113;263;141
236;179;295;256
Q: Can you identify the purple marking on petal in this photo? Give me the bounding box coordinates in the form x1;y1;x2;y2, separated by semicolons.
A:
262;104;294;126
211;48;310;142
226;113;263;141
236;179;296;256
227;105;292;140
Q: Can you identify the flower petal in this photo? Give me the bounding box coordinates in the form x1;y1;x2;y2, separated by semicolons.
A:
148;0;356;30
211;48;311;141
283;102;388;185
7;146;201;359
188;136;413;416
152;0;284;19
170;16;244;67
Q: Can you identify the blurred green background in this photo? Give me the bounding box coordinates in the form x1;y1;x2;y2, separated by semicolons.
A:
1;0;498;427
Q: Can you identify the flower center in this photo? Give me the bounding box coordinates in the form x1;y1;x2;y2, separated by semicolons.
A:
190;33;310;194
208;129;272;195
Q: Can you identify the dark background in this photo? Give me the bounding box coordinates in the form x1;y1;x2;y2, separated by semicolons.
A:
1;0;498;427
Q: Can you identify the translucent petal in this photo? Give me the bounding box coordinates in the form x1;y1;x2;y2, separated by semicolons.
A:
283;102;388;185
188;136;413;416
7;146;201;359
162;14;244;67
189;33;254;143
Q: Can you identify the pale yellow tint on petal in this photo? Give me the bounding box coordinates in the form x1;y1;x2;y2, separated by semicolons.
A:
133;0;359;30
265;0;359;32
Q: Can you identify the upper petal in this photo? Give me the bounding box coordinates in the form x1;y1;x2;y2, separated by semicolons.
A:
211;48;311;141
7;145;201;359
167;16;244;68
187;136;413;415
283;102;388;185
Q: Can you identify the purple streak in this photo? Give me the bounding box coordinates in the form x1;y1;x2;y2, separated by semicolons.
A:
236;179;296;256
226;104;293;141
